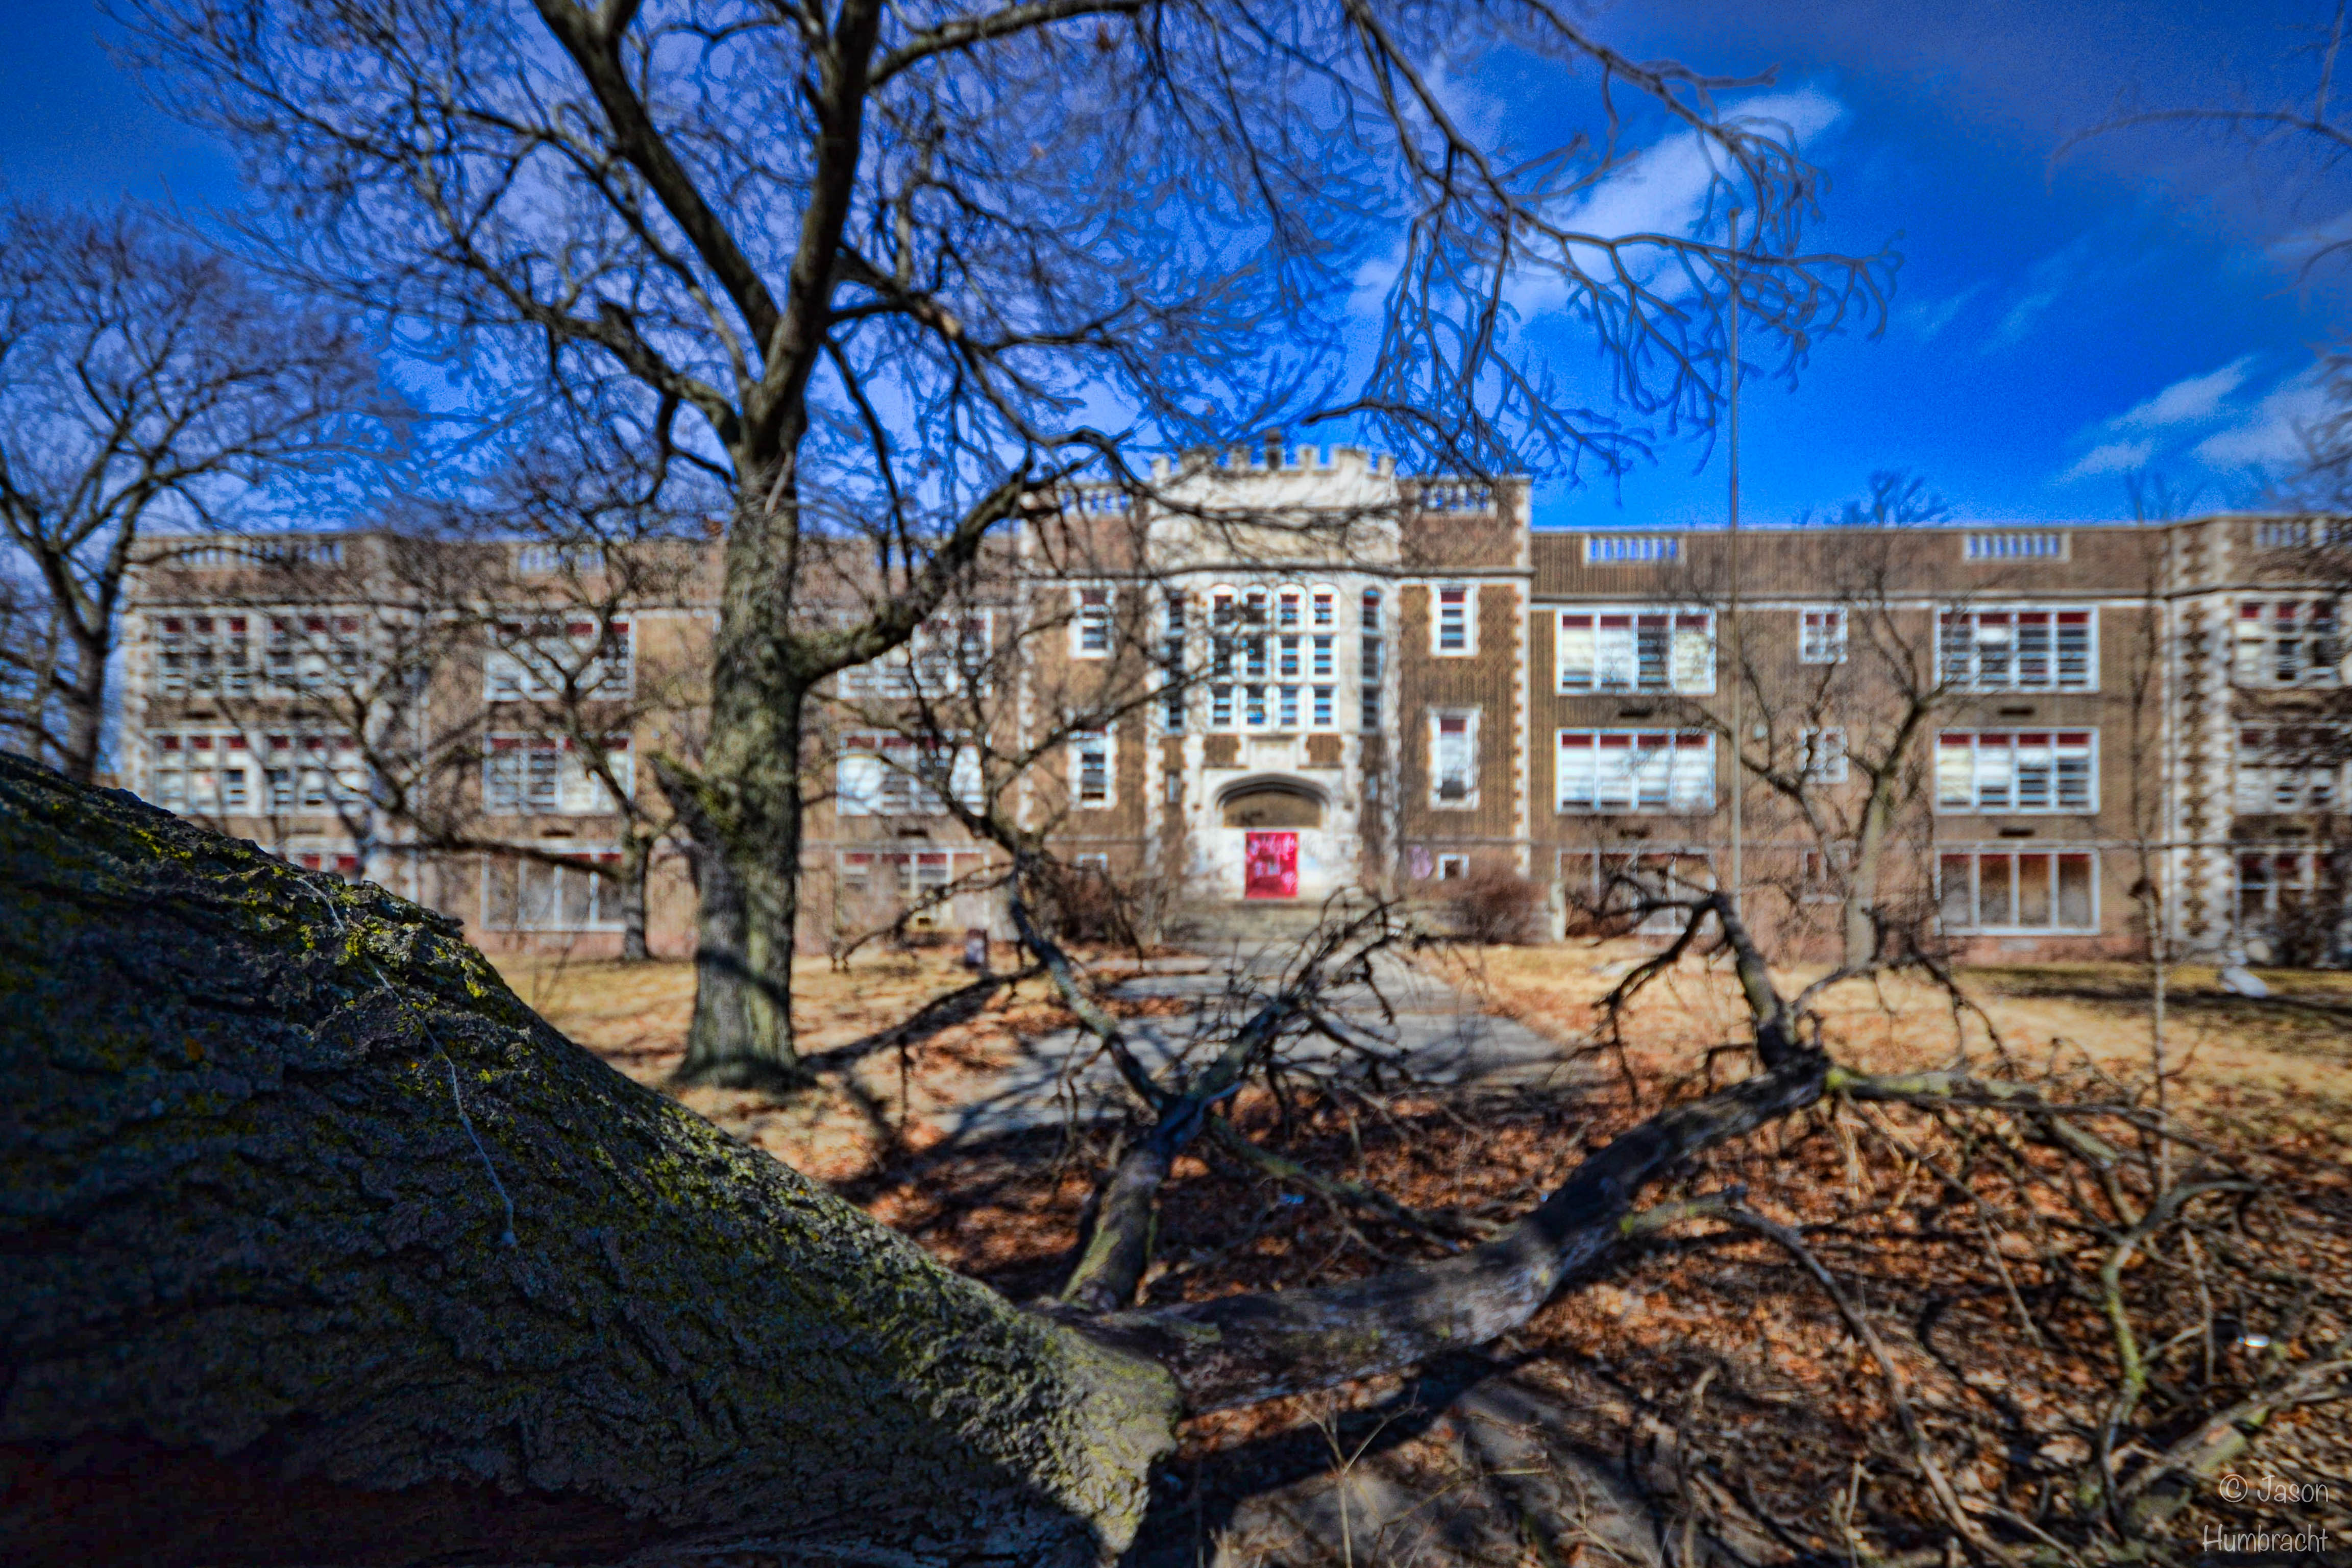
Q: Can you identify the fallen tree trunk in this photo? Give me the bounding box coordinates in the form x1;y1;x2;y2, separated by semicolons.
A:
2;756;1869;1565
0;754;1178;1566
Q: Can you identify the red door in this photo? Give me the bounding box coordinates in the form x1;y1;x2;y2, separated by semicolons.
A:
1244;831;1298;899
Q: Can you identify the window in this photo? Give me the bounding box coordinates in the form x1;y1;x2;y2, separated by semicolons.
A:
154;615;253;696
1244;685;1266;726
1555;609;1715;694
1072;729;1112;807
1799;727;1848;783
482;849;625;931
485;618;632;701
484;734;633;815
1435;584;1473;653
1938;607;2095;692
1936;731;2096;813
1311;634;1334;676
151;730;357;817
1431;709;1479;806
1278;685;1299;727
1211;684;1233;728
1940;850;2097;932
1556;730;1716;814
1437;853;1470;880
2235;599;2342;689
1799;608;1847;665
2236;851;2343;953
1278;591;1301;629
1161;684;1186;735
1563;848;1714;932
1165;771;1183;804
1313;591;1334;627
835;733;982;816
1279;635;1300;677
1074;852;1110;871
1244;632;1268;679
1074;586;1112;656
1312;686;1333;727
1964;531;2067;561
1360;625;1384;730
841;613;993;698
2236;727;2345;812
1798;845;1852;903
1360;590;1382;631
1583;535;1678;564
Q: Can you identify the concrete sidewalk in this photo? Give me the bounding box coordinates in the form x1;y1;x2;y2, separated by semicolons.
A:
934;939;1581;1145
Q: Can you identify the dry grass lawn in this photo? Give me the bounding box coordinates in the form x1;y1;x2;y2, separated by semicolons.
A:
488;944;1079;1180
486;937;2352;1558
1433;941;2352;1158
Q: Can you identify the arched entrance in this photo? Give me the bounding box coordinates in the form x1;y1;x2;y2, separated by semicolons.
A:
1216;777;1328;899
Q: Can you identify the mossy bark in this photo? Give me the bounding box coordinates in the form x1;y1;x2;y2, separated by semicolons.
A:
0;754;1178;1566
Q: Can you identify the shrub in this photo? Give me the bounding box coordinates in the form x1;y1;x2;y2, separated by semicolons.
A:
1442;865;1544;945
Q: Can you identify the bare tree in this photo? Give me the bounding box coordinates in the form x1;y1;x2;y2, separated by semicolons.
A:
0;200;394;783
116;0;1889;1087
1794;465;1955;527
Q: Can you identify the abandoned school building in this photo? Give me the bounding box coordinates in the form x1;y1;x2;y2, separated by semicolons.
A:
118;446;2351;966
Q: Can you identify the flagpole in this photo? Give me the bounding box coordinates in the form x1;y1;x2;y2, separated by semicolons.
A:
1726;214;1743;917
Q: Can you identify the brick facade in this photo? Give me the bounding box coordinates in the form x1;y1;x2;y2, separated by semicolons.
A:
117;462;2349;964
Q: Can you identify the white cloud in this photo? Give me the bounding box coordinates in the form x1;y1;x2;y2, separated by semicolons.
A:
1898;281;1988;342
1504;87;1847;318
2109;357;2257;430
2061;440;2155;482
2193;372;2334;469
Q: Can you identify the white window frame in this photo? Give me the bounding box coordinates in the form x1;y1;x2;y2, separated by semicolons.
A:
1071;585;1113;658
484;733;633;816
1071;727;1114;808
484;616;634;702
1798;607;1848;665
1937;605;2096;694
835;733;982;818
1436;853;1471;880
1938;848;2100;934
1433;583;1476;655
1555;729;1718;815
1799;726;1849;784
481;848;625;932
1430;707;1480;808
840;611;994;698
1561;847;1716;932
2233;597;2343;689
1555;607;1716;695
1210;684;1234;729
1935;729;2098;814
1312;685;1334;728
2234;725;2346;813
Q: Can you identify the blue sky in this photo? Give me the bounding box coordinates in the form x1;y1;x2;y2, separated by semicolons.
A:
7;1;2347;528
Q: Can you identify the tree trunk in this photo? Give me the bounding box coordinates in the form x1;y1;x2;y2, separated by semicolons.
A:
58;636;107;785
0;753;1178;1566
659;742;807;1088
617;834;652;963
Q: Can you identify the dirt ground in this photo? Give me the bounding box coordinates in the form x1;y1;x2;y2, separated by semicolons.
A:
490;939;2352;1563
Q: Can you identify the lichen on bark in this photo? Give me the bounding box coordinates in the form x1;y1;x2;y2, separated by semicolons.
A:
0;754;1178;1566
